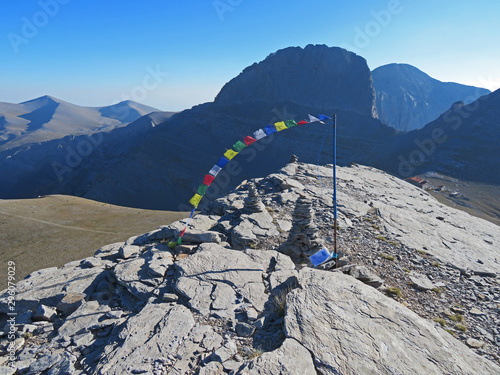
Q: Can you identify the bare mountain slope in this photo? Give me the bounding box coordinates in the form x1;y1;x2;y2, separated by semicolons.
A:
0;95;162;151
373;64;490;131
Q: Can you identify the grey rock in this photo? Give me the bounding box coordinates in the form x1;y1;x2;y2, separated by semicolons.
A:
26;354;61;375
349;265;384;288
470;307;485;316
92;303;194;374
46;352;76;375
72;332;94;347
0;366;16;375
222;360;243;372
410;274;435;291
119;245;141;259
162;293;179;302
57;301;110;338
466;338;485;348
276;219;292;232
114;257;158;300
210;340;237;363
0;266;104;314
231;220;257;249
94;242;123;258
199;361;224;375
13;359;33;373
32;304;57;322
56;293;85;315
235;322;255;337
285;268;500;375
147;249;173;277
175;244;272;315
236;339;316;375
183;231;226;244
280;178;305;191
105;310;124;319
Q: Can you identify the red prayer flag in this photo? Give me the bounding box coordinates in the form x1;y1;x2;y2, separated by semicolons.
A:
203;174;215;186
243;136;256;145
297;120;308;125
180;228;186;237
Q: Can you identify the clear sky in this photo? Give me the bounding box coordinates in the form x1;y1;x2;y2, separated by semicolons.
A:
1;0;499;111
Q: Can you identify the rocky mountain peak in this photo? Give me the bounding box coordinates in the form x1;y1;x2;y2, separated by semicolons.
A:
2;162;499;374
214;44;378;117
372;63;490;131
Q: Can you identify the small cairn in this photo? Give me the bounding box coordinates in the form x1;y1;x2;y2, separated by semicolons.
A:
283;195;323;260
289;154;299;163
244;182;265;212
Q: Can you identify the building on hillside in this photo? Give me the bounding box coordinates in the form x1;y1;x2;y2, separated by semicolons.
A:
405;176;429;189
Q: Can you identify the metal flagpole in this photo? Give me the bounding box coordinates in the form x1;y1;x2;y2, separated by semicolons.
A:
333;114;337;263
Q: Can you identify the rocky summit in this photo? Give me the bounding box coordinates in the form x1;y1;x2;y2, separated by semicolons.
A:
215;45;378;118
1;161;500;374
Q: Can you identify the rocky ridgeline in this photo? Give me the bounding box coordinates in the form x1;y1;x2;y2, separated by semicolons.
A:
1;162;500;374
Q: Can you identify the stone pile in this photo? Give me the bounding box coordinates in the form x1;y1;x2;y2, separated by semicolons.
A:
282;195;324;261
244;183;265;213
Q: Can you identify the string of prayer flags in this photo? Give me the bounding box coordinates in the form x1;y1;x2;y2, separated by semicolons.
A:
177;114;335;250
187;114;330;211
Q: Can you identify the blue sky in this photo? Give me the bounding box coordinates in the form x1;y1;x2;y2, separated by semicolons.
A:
1;0;499;111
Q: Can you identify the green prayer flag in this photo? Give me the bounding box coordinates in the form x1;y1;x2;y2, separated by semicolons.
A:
232;140;247;152
286;119;298;128
197;184;208;195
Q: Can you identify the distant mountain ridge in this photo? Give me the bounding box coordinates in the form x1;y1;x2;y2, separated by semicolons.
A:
0;95;163;151
377;88;500;185
372;64;490;131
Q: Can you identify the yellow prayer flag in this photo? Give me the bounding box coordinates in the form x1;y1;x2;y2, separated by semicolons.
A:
274;121;287;131
189;193;203;208
223;149;238;160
